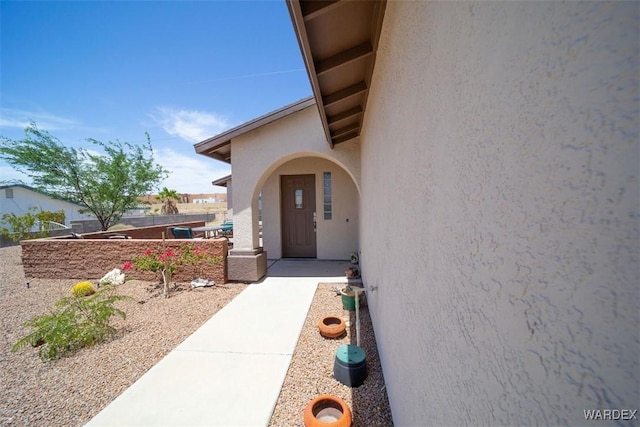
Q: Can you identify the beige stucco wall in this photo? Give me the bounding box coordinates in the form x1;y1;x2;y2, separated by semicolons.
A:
230;104;360;253
261;157;359;260
226;180;233;219
360;2;639;425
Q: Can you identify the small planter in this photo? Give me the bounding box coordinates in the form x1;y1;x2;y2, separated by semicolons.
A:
340;286;356;311
318;316;346;339
341;294;356;311
303;394;352;427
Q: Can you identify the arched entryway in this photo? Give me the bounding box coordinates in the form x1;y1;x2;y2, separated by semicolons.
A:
256;155;360;260
218;101;362;281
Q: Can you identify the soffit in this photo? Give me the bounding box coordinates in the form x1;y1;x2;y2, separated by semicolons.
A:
287;0;387;147
194;97;315;163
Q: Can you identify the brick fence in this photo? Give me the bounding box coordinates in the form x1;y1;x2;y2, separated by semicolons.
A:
21;238;228;284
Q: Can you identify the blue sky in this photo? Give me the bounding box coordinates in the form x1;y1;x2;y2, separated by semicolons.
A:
0;1;311;194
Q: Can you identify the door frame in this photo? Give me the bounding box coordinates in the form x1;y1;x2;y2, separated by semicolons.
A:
280;174;317;258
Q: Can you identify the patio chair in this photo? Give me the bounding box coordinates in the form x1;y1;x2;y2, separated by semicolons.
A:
171;227;195;239
219;221;233;238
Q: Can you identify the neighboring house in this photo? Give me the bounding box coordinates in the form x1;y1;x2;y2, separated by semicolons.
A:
196;1;638;425
0;184;93;230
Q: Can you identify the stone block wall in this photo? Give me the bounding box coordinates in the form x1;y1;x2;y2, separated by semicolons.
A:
21;238;227;284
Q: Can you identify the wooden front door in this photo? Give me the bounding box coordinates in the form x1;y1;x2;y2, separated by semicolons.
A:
281;174;316;258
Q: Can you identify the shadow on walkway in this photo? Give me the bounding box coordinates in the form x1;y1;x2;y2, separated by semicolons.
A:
266;259;352;278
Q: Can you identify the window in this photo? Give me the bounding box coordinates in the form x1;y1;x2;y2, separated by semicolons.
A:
5;188;13;199
295;189;303;209
323;172;332;220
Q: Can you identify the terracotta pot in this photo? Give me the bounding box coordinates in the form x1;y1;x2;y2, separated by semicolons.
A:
318;316;346;339
303;394;352;427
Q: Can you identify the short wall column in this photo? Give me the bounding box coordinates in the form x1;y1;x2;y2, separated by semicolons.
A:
227;183;267;282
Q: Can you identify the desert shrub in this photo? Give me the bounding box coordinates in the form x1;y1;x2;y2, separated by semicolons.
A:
12;285;131;360
0;208;65;242
124;244;221;298
71;281;96;297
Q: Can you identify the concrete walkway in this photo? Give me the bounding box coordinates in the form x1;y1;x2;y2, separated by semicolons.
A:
86;259;350;427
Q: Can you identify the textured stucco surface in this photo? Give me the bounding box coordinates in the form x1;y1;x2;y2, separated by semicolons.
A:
226;251;267;282
261;157;359;260
230;104;360;253
360;2;639;425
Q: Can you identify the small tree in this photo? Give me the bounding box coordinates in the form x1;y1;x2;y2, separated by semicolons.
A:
0;123;168;230
156;187;180;215
124;245;220;298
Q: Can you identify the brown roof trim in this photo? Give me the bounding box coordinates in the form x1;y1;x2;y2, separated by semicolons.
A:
286;1;331;145
212;174;232;187
286;0;387;148
194;96;316;161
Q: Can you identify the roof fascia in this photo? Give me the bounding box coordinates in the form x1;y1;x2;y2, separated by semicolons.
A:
194;96;316;154
286;0;334;148
212;174;232;187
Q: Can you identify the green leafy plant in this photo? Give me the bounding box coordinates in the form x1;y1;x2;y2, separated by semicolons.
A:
0;208;65;242
124;245;220;298
12;285;131;360
35;209;65;227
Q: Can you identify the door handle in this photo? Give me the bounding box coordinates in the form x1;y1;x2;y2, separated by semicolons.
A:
313;212;317;233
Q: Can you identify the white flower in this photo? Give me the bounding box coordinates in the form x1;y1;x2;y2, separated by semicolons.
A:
100;268;126;287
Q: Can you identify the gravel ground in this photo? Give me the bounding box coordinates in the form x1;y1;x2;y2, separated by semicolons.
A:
269;283;394;427
1;245;393;426
0;245;247;427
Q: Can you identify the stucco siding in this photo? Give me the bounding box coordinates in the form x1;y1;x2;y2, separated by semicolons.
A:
360;2;639;425
261;157;359;260
0;186;93;228
230;104;360;252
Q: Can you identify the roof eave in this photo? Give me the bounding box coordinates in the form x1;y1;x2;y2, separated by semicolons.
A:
194;96;316;161
286;0;334;148
212;174;232;187
286;0;387;149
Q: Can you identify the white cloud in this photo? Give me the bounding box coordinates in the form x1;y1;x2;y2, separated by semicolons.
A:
153;147;230;194
0;165;31;184
150;107;231;143
0;108;79;131
0;149;229;195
